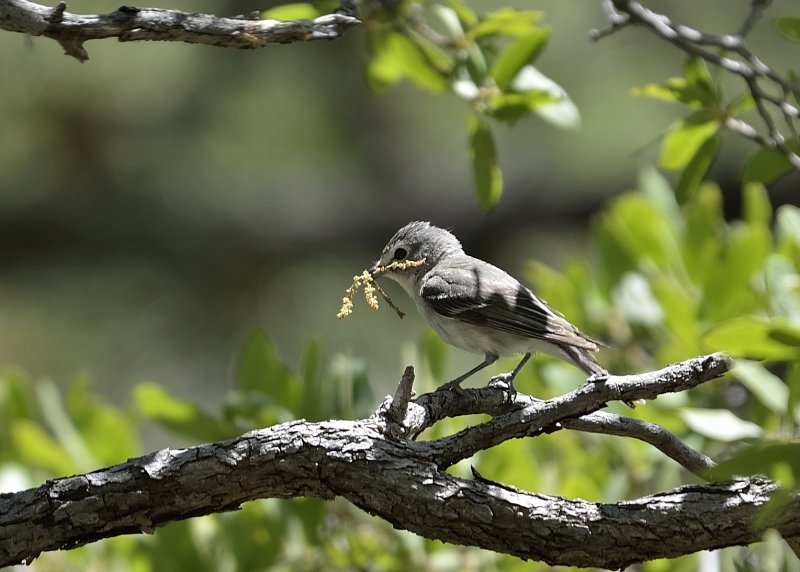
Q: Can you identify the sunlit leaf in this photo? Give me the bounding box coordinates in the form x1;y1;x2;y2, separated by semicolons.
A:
774;16;800;42
674;133;720;203
490;29;550;91
704;317;800;360
765;254;800;322
488;90;556;125
659;115;719;171
509;66;580;129
681;408;764;442
300;338;325;420
261;3;322;20
612;272;664;327
742;182;772;226
683;56;716;106
11;420;75;475
366;31;450;93
706;440;800;480
468;114;503;210
443;0;477;28
134;383;230;442
237;330;299;409
421;328;448;380
683;183;724;285
732;360;789;415
742;146;794;185
467;8;544;39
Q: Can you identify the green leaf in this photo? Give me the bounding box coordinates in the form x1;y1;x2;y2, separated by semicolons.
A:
11;419;75;475
787;363;800;428
674;133;721;203
445;0;478;28
742;182;772;226
765;254;800;322
683;183;724;285
488;90;556;125
366;31;450;93
733;360;789;415
742;146;794;185
659;114;719;171
134;383;229;442
467;8;544;39
683;56;716;106
300;338;324;420
468;115;503;210
509;66;580;130
237;330;298;408
261;3;322;20
707;440;800;480
774;16;800;42
611;272;663;327
704;317;800;360
421;328;449;380
490;29;550;91
680;408;764;442
598;193;680;270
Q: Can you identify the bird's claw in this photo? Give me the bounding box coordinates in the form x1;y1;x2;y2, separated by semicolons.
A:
437;379;464;392
488;373;516;392
587;372;609;383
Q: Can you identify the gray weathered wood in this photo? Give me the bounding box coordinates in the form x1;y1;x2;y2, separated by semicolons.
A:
0;0;359;61
1;353;798;568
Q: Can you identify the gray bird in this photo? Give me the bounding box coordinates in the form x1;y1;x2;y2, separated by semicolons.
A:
370;221;607;390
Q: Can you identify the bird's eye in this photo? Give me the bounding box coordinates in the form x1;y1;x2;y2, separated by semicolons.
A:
393;247;408;261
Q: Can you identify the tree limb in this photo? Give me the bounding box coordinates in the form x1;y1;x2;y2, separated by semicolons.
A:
3;353;798;569
593;0;800;170
0;0;360;62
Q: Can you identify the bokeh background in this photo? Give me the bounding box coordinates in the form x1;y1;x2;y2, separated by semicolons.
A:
0;0;797;440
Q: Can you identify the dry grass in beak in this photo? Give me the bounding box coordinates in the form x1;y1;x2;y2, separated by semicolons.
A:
336;259;425;320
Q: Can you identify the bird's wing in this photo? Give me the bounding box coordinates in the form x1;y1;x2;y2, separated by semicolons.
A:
420;259;599;350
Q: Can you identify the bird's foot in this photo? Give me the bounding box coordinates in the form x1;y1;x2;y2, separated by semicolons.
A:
436;378;465;392
488;373;516;393
587;372;609;383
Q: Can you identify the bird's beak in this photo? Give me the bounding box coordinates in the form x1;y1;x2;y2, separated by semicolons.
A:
369;260;381;276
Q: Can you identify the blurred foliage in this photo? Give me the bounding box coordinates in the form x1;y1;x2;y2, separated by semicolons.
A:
5;175;800;570
3;0;800;570
360;0;580;209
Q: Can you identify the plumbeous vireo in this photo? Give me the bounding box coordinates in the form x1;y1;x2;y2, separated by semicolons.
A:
370;221;606;390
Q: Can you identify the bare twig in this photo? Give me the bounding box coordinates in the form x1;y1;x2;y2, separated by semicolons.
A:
593;0;800;170
0;0;360;61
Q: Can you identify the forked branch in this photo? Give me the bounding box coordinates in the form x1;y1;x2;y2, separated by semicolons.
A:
3;353;798;569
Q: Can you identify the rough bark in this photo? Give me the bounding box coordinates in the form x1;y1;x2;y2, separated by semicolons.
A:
1;353;798;569
0;0;359;61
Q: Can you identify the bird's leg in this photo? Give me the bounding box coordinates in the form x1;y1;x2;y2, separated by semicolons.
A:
438;353;498;391
488;353;531;390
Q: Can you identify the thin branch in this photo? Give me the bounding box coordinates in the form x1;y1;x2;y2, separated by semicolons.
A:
425;353;731;469
0;0;360;62
594;0;800;170
738;0;771;38
399;356;723;476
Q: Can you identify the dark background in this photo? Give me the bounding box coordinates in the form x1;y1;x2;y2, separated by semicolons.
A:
1;1;797;445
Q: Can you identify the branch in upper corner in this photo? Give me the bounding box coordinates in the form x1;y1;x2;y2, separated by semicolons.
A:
0;0;360;61
592;0;800;171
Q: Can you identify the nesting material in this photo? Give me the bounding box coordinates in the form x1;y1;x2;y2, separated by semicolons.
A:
336;259;425;319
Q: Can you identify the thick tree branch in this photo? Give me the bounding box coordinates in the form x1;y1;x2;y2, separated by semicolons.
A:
593;0;800;170
0;0;360;61
3;353;797;569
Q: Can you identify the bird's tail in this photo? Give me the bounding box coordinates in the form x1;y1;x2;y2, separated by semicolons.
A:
561;344;607;376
